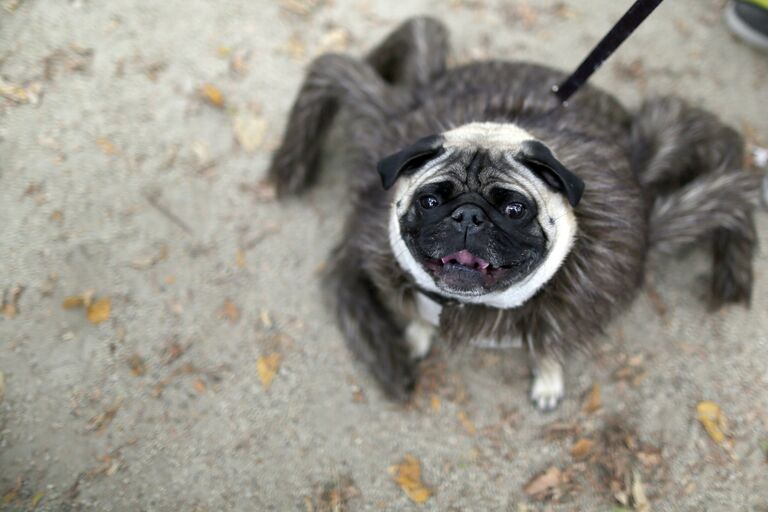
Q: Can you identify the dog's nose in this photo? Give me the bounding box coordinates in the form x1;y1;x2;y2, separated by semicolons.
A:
451;205;486;233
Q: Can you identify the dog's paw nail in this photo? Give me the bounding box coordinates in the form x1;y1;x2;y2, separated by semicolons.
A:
530;366;564;412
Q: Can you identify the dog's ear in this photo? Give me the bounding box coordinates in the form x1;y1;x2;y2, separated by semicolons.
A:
377;135;445;189
518;140;585;207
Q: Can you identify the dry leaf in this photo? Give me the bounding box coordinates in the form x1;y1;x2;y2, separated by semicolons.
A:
30;491;44;508
281;35;306;60
236;249;246;268
3;0;22;13
631;470;650;512
319;27;350;53
506;2;539;28
128;354;146;376
524;466;561;498
163;341;185;365
0;371;5;402
280;0;322;17
201;83;225;107
241;180;277;201
259;309;273;328
230;52;248;74
570;438;594;459
233;112;267;152
96;137;119;155
62;295;86;309
0;78;42;104
389;454;431;504
130;245;169;269
1;285;24;319
193;379;206;393
2;477;21;504
87;298;111;324
257;353;281;388
696;401;727;444
87;399;122;432
352;388;365;403
306;475;360;512
218;299;239;323
583;383;601;414
543;421;580;441
457;410;477;435
430;395;441;413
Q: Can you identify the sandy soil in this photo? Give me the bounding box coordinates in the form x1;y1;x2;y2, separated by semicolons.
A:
1;0;767;510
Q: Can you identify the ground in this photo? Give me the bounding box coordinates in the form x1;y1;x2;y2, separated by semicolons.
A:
1;0;767;510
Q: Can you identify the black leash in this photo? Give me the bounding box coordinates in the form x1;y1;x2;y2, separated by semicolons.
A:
553;0;666;104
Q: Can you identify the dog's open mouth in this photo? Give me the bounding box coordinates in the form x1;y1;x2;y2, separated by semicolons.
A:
440;249;492;273
422;249;520;290
422;249;529;294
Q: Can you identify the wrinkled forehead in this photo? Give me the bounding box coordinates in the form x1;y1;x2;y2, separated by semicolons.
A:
400;122;541;198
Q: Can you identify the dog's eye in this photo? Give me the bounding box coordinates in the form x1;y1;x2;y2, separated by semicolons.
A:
504;202;526;219
419;195;440;209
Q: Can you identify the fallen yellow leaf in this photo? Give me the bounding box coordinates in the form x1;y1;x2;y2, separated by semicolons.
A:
457;410;476;435
318;27;350;53
259;309;273;328
257;353;281;388
583;383;601;414
87;298;111;324
62;295;86;309
389;454;431;504
236;249;246;268
233;112;267;152
96;137;118;155
570;438;594;459
30;490;45;508
430;395;441;413
201;83;224;107
697;400;728;444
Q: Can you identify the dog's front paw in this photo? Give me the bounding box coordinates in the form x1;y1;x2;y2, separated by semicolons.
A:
530;357;564;412
405;321;435;360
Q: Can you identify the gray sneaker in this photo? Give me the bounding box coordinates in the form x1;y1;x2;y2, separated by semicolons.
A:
726;0;768;50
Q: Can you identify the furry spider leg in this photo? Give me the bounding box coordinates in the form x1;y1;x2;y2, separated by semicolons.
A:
268;18;452;400
268;17;450;197
631;96;761;306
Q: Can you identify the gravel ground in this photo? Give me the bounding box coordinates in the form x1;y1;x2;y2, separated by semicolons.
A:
1;0;767;510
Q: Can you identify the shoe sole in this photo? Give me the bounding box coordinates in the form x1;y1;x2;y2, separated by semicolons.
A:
725;2;768;50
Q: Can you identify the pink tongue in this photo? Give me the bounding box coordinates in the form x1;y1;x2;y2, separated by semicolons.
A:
441;250;490;269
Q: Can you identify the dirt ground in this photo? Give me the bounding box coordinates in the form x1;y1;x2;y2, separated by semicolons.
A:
1;0;767;510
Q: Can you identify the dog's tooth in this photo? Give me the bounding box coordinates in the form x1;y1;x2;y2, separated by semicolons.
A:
456;250;474;265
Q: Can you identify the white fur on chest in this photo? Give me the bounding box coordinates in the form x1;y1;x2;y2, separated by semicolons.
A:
415;292;442;326
414;292;522;349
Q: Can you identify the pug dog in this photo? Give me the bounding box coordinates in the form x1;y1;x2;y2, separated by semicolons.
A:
267;17;760;410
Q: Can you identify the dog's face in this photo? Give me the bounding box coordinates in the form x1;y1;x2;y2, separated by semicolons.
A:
380;123;584;309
